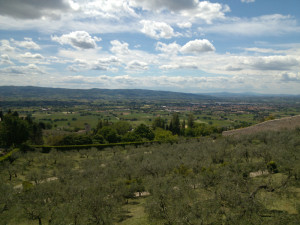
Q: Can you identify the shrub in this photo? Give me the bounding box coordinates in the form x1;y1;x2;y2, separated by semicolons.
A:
267;161;279;173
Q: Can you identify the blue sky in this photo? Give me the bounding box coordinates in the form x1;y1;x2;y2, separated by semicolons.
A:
0;0;300;94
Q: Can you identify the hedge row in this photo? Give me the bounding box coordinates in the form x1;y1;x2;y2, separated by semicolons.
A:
0;148;19;162
30;140;162;152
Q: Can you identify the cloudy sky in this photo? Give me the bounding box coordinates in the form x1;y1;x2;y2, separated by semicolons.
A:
0;0;300;94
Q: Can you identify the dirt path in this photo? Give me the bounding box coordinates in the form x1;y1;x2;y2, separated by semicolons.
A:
14;176;58;189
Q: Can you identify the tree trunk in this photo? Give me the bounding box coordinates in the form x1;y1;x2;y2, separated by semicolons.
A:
38;217;42;225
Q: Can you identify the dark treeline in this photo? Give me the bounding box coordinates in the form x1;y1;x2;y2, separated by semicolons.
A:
0;111;44;148
0;110;222;149
1;128;300;224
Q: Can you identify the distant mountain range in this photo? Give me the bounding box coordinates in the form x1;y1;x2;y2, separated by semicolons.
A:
0;86;214;101
0;86;299;102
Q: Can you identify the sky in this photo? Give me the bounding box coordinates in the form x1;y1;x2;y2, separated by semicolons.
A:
0;0;300;94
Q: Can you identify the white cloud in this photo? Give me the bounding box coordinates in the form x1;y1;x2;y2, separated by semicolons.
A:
92;56;120;71
241;0;255;3
130;0;197;11
0;64;45;75
159;64;179;70
177;21;192;29
58;74;289;94
244;47;281;54
126;60;149;70
20;52;44;60
140;20;180;39
180;39;215;54
180;1;230;24
156;42;180;55
52;31;100;49
67;65;80;72
247;55;300;71
0;54;14;65
80;0;138;19
280;72;300;82
206;14;300;36
11;38;40;50
0;40;15;52
110;40;130;54
0;0;73;19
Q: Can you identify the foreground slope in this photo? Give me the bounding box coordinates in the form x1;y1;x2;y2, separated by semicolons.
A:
223;115;300;137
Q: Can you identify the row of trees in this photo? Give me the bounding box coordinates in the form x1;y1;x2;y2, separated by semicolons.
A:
152;113;223;137
0;111;222;148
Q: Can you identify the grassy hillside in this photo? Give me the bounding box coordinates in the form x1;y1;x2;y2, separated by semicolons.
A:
223;115;300;137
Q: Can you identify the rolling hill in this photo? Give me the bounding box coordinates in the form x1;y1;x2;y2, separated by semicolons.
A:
223;115;300;137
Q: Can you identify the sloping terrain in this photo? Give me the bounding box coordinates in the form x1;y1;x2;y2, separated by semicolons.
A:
223;115;300;137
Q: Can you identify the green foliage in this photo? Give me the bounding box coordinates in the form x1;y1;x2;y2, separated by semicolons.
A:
93;134;105;144
56;134;93;145
0;112;29;147
187;113;194;128
22;181;34;191
19;142;35;153
113;121;132;135
98;126;120;143
152;117;165;130
1;128;300;224
154;128;178;143
169;113;180;135
122;132;142;142
0;111;44;147
267;161;279;173
0;149;19;162
134;124;154;141
265;114;276;121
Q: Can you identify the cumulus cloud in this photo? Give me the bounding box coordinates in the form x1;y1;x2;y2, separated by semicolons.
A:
156;42;180;55
11;38;40;50
59;74;259;94
52;31;100;49
225;66;243;71
0;40;15;52
0;0;73;19
206;14;300;36
0;54;14;65
66;56;120;72
130;0;197;11
92;56;120;71
126;60;149;70
62;75;140;88
241;0;255;3
248;55;299;71
80;0;138;19
177;22;192;29
180;39;215;54
110;40;130;54
140;20;180;39
180;1;230;24
0;64;44;75
159;64;179;70
20;52;44;60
